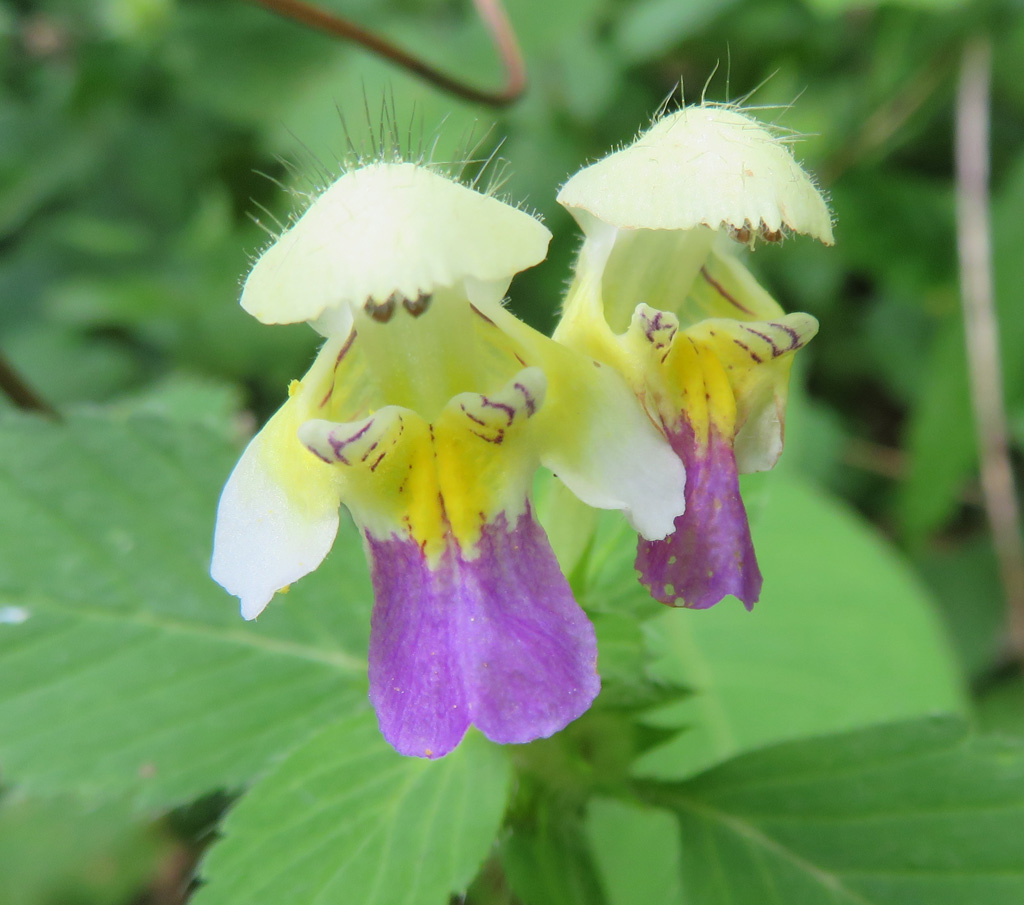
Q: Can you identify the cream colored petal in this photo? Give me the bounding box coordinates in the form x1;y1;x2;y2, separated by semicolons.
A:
494;307;686;540
241;163;552;326
212;395;343;619
543;370;686;541
558;105;833;245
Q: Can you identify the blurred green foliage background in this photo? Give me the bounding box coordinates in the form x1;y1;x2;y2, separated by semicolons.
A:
2;0;1024;901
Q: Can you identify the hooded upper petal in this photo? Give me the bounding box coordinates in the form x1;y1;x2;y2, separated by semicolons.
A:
557;105;834;245
241;162;552;328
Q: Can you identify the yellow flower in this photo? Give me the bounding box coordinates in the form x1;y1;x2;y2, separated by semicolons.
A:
211;161;686;756
554;105;832;609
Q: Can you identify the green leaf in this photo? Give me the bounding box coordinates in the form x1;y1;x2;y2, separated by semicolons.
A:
583;475;965;781
803;0;970;12
0;790;168;905
585;798;683;905
977;677;1024;739
502;802;608;905
614;0;742;63
192;713;511;905
0;411;372;808
914;539;1004;678
661;718;1024;904
897;317;976;546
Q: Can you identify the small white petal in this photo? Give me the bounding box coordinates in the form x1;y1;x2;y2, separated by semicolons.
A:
542;369;686;541
242;162;552;326
558;106;833;245
212;402;342;620
734;399;785;474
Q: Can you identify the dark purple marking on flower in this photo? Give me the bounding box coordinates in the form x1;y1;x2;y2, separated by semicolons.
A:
471;430;504;445
366;294;397;323
470;304;498;327
636;420;761;611
335;330;357;365
731;338;763;364
481;396;516;425
320;330;358;408
730;224;753;244
403;292;432;317
365;508;600;758
769;321;803;351
639;309;677;350
460;406;487;427
514;382;537;416
700;266;755;315
307;446;334;465
741;325;782;358
326;421;374;464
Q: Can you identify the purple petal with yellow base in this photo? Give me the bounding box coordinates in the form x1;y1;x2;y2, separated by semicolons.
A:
366;506;600;759
636;421;761;610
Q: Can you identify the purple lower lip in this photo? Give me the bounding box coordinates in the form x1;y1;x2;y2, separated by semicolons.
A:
364;505;600;758
636;419;761;611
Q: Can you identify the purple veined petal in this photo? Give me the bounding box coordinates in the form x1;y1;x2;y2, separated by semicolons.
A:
636;420;762;611
365;507;600;758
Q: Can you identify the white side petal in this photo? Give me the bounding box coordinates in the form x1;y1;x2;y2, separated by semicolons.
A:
733;396;785;473
541;369;686;541
211;403;342;620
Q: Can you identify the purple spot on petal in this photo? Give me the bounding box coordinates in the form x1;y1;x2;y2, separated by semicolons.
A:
365;510;599;758
636;422;761;610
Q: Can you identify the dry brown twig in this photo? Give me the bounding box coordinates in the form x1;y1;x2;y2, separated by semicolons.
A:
955;36;1024;660
243;0;526;108
0;351;59;419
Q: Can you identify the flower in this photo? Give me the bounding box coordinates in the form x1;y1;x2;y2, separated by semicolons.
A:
553;105;833;611
211;161;686;757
